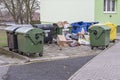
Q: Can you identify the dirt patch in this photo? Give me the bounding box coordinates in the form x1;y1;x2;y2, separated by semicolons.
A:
0;30;7;47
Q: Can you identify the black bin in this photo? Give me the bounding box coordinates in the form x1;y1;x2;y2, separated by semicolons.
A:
5;26;20;51
33;24;55;43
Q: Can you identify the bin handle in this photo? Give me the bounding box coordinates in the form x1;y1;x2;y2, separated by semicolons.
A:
95;31;104;40
25;34;42;45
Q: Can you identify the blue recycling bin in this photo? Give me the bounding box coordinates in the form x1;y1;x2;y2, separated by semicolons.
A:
71;21;83;34
71;21;99;34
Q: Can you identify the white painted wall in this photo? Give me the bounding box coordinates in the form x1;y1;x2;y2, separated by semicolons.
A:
40;0;94;23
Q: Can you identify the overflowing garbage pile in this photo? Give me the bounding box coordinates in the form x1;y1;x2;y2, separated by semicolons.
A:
53;21;99;49
54;21;117;50
53;21;92;48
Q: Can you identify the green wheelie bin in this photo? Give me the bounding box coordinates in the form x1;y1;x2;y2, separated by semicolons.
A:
15;27;44;56
89;26;110;50
53;23;72;38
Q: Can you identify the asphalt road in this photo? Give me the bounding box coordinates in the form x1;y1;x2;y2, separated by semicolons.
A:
6;55;95;80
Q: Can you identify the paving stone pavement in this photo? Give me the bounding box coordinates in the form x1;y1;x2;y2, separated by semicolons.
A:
29;44;103;62
69;41;120;80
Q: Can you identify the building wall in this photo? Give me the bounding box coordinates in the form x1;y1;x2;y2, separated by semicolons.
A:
40;0;94;23
95;0;120;25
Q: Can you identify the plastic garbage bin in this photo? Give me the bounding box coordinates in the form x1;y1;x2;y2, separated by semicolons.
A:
5;26;20;52
53;23;71;36
71;21;83;34
71;21;99;34
15;27;44;56
89;25;110;50
82;22;99;32
33;24;54;43
105;22;117;42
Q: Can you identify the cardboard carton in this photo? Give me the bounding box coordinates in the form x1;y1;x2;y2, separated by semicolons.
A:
57;35;68;47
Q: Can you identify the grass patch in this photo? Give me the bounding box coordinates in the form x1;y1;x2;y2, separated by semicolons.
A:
41;21;54;24
0;30;7;47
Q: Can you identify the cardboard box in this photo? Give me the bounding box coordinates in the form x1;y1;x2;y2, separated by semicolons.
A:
57;35;68;47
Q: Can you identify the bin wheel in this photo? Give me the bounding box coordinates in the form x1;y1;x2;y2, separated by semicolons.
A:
18;51;23;55
9;48;12;51
91;46;94;50
106;45;109;48
101;47;105;50
39;53;43;57
112;40;115;43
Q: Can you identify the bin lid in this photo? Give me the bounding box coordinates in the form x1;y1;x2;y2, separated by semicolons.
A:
89;26;110;30
5;24;33;31
100;26;111;30
105;22;117;28
5;26;20;31
15;27;34;33
13;24;33;27
33;24;54;29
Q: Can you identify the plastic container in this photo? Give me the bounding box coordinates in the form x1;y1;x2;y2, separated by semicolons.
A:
33;24;54;43
89;25;110;50
15;27;44;56
53;23;72;38
71;21;99;34
105;22;117;42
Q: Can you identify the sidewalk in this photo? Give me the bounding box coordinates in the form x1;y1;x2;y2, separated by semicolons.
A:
69;41;120;80
0;66;9;80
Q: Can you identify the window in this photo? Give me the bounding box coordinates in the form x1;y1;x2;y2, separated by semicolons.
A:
104;0;116;13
